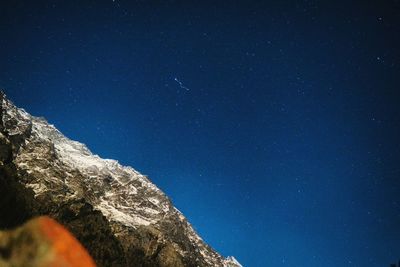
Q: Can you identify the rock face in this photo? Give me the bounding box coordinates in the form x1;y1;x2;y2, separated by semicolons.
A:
0;216;96;267
0;91;242;267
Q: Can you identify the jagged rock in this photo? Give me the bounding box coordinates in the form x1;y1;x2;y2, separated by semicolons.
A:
0;216;96;267
0;91;242;267
0;132;11;164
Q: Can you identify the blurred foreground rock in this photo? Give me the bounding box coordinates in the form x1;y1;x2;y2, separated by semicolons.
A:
0;216;96;267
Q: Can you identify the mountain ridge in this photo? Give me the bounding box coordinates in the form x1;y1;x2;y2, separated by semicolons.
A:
0;91;242;267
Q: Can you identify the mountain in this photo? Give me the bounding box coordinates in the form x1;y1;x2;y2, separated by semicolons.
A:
0;91;242;267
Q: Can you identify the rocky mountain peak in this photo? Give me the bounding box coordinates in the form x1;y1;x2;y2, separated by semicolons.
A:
0;92;242;267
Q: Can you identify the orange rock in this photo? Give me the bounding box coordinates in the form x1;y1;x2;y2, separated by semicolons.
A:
38;216;96;267
0;216;96;267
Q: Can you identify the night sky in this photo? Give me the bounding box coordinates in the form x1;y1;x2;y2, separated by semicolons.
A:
1;1;400;266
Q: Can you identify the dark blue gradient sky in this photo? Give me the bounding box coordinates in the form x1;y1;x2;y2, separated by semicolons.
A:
1;1;400;266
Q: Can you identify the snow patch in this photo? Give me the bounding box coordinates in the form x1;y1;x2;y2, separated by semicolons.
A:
224;256;243;267
96;198;154;227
